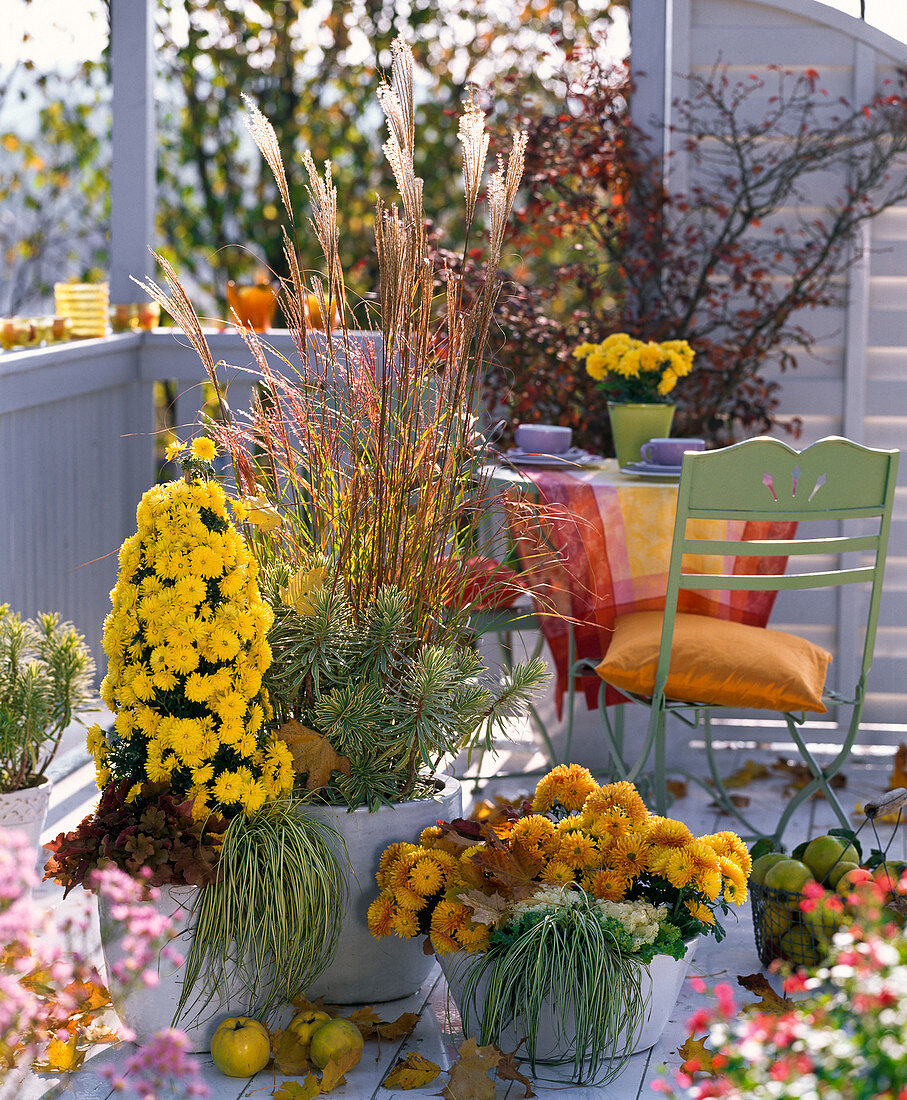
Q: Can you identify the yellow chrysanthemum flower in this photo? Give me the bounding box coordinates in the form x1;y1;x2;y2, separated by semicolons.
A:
540;860;576;886
191;436;217;461
408;855;445;897
582;782;648;826
394;885;429;911
584;868;630;902
644;816;694;849
533;763;599;814
703;831;752;877
610;831;651;879
719;857;748;906
456;920;491;952
389;908;419;939
509;814;557;851
431;899;469;936
557;831;599;870
367;893;396;938
684;900;716;926
657;846;696;889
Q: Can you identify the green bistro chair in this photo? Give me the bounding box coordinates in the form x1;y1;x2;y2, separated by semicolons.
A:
592;436;899;845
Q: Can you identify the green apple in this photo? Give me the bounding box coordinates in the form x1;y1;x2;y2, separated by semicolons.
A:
780;928;823;968
210;1016;271;1077
827;860;860;889
764;858;815;908
802;835;858;883
751;851;788;886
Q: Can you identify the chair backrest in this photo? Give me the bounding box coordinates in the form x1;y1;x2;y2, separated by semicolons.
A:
656;436;899;698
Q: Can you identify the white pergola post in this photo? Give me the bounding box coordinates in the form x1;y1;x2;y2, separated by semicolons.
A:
109;0;156;302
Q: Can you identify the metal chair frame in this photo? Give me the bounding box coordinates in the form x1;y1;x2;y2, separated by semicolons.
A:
594;436;899;844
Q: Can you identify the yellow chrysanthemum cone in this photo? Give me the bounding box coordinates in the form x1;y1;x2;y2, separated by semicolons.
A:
90;475;292;815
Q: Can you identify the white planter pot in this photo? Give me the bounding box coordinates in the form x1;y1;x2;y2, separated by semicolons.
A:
0;776;53;864
98;883;249;1050
299;772;462;1004
438;936;698;1064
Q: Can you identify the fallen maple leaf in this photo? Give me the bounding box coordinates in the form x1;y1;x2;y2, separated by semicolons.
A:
665;778;688;800
677;1034;718;1077
888;743;907;791
771;756;845;797
272;1076;321;1100
715;759;771;789
271;1027;314;1077
709;793;750;812
276;719;352;792
348;1006;420;1041
319;1044;362;1092
737;972;793;1014
456;889;510;927
382;1051;441;1089
494;1047;535;1098
34;1033;85;1073
442;1037;502;1100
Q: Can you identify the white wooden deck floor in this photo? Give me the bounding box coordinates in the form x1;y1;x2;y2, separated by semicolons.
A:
23;716;907;1100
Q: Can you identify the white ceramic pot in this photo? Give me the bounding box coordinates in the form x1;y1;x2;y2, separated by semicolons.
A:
299;772;462;1004
98;882;249;1050
0;776;53;861
438;936;698;1063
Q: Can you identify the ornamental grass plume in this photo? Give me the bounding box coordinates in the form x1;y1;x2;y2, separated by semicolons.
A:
136;34;547;810
85;440;293;820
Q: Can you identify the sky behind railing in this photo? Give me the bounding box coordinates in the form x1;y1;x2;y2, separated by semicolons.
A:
2;0;905;71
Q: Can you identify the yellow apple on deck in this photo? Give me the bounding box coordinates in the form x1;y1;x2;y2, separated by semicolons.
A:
308;1018;364;1071
287;1009;331;1055
210;1016;271;1077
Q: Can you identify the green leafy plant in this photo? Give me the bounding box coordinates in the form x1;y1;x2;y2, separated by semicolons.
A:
0;604;95;794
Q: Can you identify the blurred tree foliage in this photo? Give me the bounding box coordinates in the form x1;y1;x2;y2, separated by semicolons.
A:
0;22;109;315
153;0;621;318
1;0;622;317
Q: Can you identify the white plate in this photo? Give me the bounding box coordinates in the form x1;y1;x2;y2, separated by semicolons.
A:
506;447;597;467
620;461;683;478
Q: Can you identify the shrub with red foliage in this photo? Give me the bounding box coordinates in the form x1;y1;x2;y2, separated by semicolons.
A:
481;49;907;451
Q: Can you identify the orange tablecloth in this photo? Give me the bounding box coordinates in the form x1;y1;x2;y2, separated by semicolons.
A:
496;460;797;715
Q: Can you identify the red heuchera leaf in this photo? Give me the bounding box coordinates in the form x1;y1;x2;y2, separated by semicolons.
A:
43;779;226;895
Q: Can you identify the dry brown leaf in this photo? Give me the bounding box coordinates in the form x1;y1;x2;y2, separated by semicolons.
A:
456;889;510;927
319;1045;362;1092
888;743;907;791
677;1034;718;1077
272;1076;321;1100
665;778;688;800
291;995;337;1016
469;794;530;825
349;1006;420;1041
494;1047;535;1098
277;720;352;791
717;759;771;789
771;756;845;797
442;1037;502;1100
271;1027;314;1077
382;1051;442;1089
737;972;793;1014
467;826;544;898
709;793;751;812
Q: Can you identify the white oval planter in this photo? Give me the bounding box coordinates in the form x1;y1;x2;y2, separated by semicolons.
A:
0;776;53;866
299;772;462;1004
98;883;249;1050
438;936;698;1063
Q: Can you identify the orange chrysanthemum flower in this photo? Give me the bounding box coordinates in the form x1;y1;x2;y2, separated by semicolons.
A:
509;814;557;851
533;763;599;813
584;867;630;902
390;907;420;938
557;831;600;870
610;831;652;878
582;781;649;825
376;841;418;887
644;816;694;849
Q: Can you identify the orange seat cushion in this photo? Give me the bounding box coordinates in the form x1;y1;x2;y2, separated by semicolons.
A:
595;610;832;713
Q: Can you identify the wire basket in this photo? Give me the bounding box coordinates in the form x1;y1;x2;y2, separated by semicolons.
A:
751;788;907;968
750;880;838;967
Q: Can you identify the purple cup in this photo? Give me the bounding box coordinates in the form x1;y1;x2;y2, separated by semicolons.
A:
515;424;573;454
640;438;705;465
